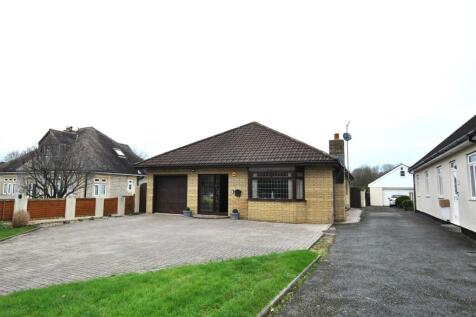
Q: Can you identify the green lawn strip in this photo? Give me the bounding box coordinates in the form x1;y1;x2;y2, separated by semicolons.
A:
0;250;317;317
0;225;36;240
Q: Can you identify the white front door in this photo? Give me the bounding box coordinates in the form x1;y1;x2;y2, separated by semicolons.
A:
449;161;460;225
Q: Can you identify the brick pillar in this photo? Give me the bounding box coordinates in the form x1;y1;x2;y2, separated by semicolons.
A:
65;197;76;220
117;197;126;216
146;174;154;214
334;182;346;222
95;198;104;217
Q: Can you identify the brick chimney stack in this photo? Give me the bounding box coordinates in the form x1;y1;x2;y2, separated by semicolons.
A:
329;133;345;165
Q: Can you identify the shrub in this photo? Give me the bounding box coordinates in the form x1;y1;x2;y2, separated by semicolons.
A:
395;195;411;208
12;211;30;228
0;222;5;229
402;199;414;211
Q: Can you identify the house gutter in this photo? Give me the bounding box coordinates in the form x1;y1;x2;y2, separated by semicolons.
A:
409;136;474;173
469;133;476;144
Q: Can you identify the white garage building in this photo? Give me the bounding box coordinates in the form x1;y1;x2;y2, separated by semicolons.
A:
369;164;414;206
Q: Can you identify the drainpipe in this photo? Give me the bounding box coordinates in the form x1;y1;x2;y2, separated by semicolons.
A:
412;173;417;213
83;176;88;198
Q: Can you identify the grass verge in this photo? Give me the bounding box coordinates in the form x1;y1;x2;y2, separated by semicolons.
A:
0;250;317;317
0;225;36;241
268;232;336;316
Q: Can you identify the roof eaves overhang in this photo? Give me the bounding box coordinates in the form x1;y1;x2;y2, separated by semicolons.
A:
138;160;339;169
138;160;354;179
409;139;473;173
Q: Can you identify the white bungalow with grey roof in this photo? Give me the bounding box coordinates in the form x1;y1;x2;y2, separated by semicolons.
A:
0;127;143;201
409;115;476;237
369;164;414;206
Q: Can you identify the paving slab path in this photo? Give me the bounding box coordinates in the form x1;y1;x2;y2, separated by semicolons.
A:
0;214;328;295
278;207;476;317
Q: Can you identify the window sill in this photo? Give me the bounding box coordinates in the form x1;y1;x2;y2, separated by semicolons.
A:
249;199;306;203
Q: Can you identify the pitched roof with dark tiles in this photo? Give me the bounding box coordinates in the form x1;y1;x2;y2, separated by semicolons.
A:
409;115;476;172
0;127;142;175
136;122;340;168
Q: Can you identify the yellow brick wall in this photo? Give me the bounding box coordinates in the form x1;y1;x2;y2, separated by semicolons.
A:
248;201;306;223
145;165;343;224
305;166;334;224
334;182;346;222
247;166;334;224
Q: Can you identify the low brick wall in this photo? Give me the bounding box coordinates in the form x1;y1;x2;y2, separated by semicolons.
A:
0;199;14;221
104;198;118;216
28;199;66;219
75;198;96;217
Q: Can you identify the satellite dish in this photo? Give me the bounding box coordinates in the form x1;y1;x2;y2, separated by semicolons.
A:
343;132;352;141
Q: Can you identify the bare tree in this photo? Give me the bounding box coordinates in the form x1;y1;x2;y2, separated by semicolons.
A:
3;150;22;161
22;145;92;198
351;164;396;189
132;147;147;160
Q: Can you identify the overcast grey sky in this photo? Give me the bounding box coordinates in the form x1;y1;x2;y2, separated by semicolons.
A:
1;1;475;170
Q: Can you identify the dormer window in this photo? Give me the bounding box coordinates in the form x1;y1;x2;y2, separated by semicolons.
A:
113;148;126;157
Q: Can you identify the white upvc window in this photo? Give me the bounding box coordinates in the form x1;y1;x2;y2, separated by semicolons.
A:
127;179;134;192
425;171;430;197
436;166;443;198
93;178;107;197
469;153;476;199
2;178;17;196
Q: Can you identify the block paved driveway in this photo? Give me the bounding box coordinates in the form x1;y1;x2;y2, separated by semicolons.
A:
278;207;476;317
0;214;328;295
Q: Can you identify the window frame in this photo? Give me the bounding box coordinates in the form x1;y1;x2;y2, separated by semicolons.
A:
400;167;405;177
127;179;134;192
468;152;476;200
424;171;430;197
436;166;444;198
248;167;305;201
93;178;107;197
2;178;16;196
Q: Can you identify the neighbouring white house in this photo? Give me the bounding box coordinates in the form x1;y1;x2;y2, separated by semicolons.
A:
409;115;476;237
369;164;414;206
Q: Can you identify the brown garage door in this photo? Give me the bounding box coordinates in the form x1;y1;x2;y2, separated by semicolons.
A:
155;175;187;213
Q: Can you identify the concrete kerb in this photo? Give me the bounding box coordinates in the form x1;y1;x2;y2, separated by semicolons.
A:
256;228;329;317
256;254;322;317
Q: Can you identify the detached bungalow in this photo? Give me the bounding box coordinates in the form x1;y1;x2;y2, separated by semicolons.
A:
409;115;476;236
136;122;350;224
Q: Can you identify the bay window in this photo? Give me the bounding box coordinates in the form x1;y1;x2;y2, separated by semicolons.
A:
249;167;304;200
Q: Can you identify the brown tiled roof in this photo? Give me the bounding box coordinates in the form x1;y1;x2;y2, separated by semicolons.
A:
136;122;340;168
409;115;476;172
